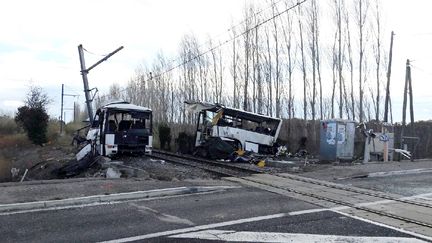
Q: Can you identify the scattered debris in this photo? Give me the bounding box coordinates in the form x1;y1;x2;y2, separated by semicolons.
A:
10;168;20;178
276;146;289;157
194;137;236;160
257;160;265;168
20;169;28;182
54;151;98;178
393;148;412;160
76;143;92;161
106;167;121;179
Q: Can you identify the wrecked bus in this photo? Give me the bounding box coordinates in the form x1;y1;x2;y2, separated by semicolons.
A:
185;101;282;155
86;101;153;156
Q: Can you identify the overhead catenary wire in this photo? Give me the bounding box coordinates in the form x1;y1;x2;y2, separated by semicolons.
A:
98;0;308;101
165;0;287;64
82;47;108;57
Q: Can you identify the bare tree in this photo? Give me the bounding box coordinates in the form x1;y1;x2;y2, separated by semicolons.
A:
335;0;344;119
372;0;382;121
255;16;263;114
355;0;369;122
313;0;323;120
298;5;308;124
242;6;254;111
307;0;317;121
344;7;356;120
271;1;282;118
264;26;273;116
331;31;337;118
231;26;240;108
282;0;295;135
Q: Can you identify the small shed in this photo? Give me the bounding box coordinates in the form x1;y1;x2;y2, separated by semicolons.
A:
319;119;356;162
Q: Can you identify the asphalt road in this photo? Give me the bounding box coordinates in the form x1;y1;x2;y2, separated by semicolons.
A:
0;186;425;243
342;171;432;196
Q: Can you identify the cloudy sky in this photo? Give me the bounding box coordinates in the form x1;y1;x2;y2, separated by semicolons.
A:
0;0;431;122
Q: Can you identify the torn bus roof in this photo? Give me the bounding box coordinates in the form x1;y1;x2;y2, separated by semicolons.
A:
184;101;281;123
102;102;152;112
184;101;217;113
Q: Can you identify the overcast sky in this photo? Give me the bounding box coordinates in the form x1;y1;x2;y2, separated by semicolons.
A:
0;0;431;122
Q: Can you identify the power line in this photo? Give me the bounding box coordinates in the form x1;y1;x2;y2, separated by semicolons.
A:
98;0;308;100
150;0;307;83
411;64;432;77
166;0;287;64
82;47;108;57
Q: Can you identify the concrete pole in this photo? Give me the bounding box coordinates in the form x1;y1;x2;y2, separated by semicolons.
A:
60;84;64;134
73;101;76;123
384;31;394;122
78;44;94;124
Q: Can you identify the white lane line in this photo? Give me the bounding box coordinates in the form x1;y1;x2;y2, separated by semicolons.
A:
99;207;332;243
99;192;432;242
170;230;426;243
130;203;195;226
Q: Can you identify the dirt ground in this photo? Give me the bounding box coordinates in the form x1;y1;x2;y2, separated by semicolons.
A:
115;156;219;181
0;137;76;182
0;133;221;182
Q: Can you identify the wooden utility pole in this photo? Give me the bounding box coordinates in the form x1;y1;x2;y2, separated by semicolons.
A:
383;31;394;122
78;44;123;124
400;59;415;160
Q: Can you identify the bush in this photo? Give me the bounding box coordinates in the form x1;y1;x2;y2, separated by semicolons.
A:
0;115;20;135
14;86;51;146
0;134;30;148
158;124;171;150
176;132;195;154
15;106;49;145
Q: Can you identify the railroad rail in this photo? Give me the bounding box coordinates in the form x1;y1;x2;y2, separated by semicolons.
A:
151;149;262;177
149;149;432;232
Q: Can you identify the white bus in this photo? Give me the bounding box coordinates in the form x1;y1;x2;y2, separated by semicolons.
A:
186;101;282;155
86;101;153;157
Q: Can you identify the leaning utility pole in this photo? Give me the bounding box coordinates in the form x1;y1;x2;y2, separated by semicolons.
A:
383;31;394;122
400;59;415;160
78;44;124;123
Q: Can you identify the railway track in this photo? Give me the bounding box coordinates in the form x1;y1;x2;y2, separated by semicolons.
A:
150;149;262;177
150;150;432;235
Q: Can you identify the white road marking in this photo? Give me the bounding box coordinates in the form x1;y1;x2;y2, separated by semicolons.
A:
99;208;332;243
100;194;432;243
130;203;195;226
368;168;432;178
333;210;432;242
170;230;426;243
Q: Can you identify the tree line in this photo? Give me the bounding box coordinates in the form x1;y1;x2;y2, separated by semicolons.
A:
97;0;389;135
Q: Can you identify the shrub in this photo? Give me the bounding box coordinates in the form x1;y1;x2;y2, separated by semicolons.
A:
0;115;20;135
15;106;49;145
14;86;51;146
158;124;171;150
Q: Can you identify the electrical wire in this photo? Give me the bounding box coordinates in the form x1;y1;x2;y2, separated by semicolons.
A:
98;0;308;100
411;64;432;77
82;47;108;57
165;0;287;64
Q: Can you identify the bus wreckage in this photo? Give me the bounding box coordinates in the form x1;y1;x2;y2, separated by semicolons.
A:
86;100;153;157
57;101;153;177
185;101;282;159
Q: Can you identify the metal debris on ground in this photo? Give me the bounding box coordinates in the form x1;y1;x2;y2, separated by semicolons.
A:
105;167;121;179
